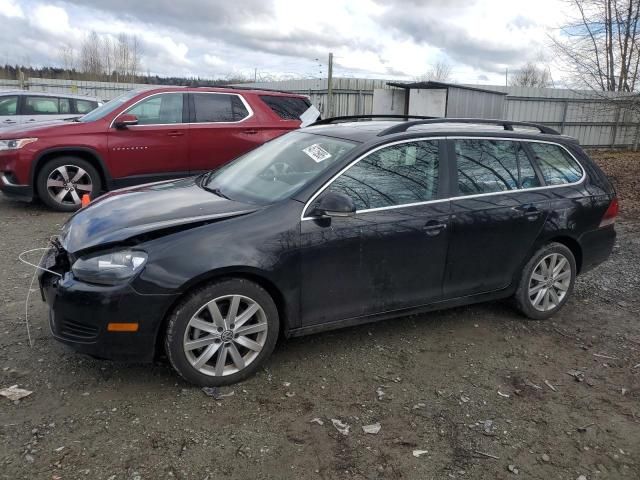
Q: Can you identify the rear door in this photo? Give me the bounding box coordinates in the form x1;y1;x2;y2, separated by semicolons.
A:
443;138;549;298
187;92;264;173
0;94;19;127
300;139;450;326
107;92;189;180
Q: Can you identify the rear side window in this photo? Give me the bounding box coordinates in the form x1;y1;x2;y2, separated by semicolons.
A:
193;93;249;122
260;95;311;120
455;139;541;195
74;99;97;114
24;96;60;114
0;96;17;115
529;143;582;185
327;141;439;210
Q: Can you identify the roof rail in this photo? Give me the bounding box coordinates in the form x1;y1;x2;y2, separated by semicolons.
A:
377;118;561;136
312;114;436;126
217;84;303;95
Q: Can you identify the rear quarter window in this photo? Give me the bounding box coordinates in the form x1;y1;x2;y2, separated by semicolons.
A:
529;143;583;185
260;95;311;120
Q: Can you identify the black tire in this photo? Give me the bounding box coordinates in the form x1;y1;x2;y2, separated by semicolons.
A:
514;242;577;320
36;157;102;212
165;278;280;387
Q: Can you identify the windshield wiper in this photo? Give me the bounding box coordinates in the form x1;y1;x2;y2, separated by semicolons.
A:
201;183;230;200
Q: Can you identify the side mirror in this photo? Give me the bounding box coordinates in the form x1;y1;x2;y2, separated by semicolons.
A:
113;113;138;129
312;192;356;217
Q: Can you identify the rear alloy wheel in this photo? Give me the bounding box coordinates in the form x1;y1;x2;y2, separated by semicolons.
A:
165;279;279;386
36;157;101;211
515;242;576;320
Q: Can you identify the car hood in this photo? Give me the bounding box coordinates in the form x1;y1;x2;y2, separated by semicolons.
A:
0;119;82;137
60;176;260;253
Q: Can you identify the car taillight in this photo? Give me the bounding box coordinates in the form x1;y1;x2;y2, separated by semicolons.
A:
599;197;619;228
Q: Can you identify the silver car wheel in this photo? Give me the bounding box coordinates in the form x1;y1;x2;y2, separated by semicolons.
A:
46;165;93;206
528;253;572;312
183;294;268;376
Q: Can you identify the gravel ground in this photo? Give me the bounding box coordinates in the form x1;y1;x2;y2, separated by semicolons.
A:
0;151;639;480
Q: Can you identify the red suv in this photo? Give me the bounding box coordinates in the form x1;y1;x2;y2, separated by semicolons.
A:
0;86;311;211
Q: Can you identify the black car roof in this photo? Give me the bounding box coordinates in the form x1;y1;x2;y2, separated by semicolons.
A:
302;119;578;146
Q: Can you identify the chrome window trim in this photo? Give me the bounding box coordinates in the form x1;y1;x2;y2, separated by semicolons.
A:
109;91;253;128
301;136;586;220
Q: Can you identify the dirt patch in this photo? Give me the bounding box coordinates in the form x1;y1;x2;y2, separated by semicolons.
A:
0;195;639;480
589;149;640;218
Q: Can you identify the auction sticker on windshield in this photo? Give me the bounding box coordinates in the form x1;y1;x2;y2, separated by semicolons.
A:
302;144;332;163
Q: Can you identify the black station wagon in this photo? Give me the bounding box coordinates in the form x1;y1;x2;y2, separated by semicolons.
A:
39;117;618;386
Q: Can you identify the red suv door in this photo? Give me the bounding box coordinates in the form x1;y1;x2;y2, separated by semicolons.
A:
187;92;270;173
107;92;189;182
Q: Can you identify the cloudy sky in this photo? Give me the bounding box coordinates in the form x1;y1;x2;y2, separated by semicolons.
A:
0;0;570;84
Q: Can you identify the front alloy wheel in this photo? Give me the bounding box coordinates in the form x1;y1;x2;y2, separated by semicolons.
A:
36;157;102;211
166;278;279;386
183;295;268;376
46;165;93;207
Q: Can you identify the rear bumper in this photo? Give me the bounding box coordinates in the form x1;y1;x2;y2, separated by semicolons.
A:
579;225;616;273
40;270;178;362
0;173;33;201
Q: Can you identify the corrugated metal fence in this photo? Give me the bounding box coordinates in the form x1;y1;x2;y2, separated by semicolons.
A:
0;78;151;100
2;77;638;147
237;80;640;148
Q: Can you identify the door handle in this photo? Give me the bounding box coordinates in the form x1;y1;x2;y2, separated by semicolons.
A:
2;119;14;123
242;129;258;135
423;221;447;236
167;131;184;137
27;119;36;122
513;205;540;221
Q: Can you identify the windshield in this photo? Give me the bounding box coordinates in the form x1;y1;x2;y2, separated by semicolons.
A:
204;131;358;204
79;89;144;122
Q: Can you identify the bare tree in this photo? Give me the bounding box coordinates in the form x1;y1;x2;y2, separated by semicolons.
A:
59;44;76;71
510;62;551;87
79;31;103;79
416;61;453;82
552;0;640;92
552;0;640;149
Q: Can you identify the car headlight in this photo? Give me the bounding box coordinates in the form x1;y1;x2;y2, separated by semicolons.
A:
0;138;38;151
72;250;148;285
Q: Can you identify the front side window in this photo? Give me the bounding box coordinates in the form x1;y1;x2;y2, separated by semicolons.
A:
126;93;183;125
455;139;540;195
204;132;357;204
24;96;60;114
529;143;582;185
327;141;439;210
193;93;249;122
0;96;17;115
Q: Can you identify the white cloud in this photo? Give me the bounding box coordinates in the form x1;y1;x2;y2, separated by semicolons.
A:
0;0;23;18
0;0;569;83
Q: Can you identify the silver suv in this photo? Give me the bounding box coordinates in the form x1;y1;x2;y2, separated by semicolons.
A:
0;90;101;128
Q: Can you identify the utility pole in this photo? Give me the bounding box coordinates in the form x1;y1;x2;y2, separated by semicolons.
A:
505;67;508;87
254;68;257;82
327;52;334;117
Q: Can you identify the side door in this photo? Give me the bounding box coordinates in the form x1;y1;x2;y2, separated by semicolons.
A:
443;138;549;298
300;139;450;326
0;94;19;127
107;92;189;181
187;92;264;174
